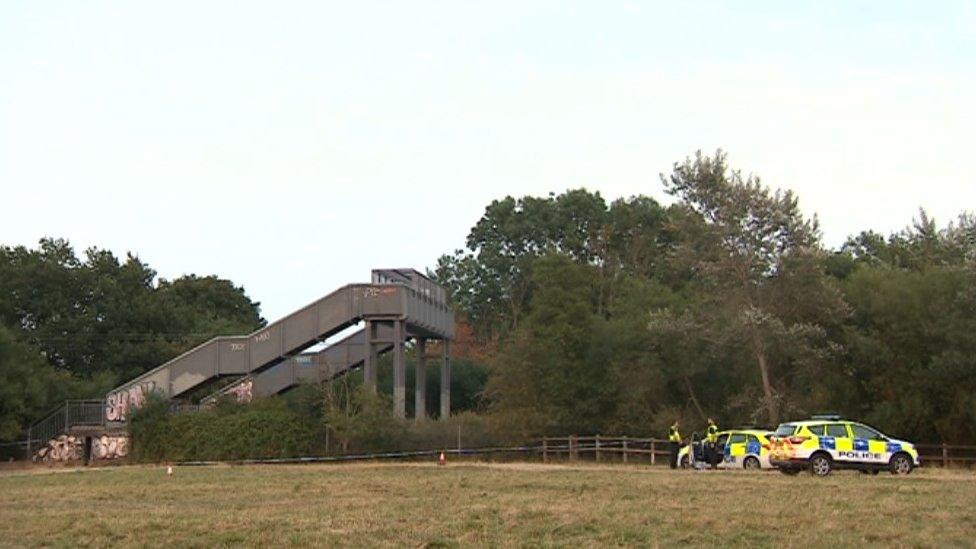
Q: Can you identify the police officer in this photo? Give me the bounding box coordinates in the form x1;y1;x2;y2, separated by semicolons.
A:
706;417;719;469
668;420;682;469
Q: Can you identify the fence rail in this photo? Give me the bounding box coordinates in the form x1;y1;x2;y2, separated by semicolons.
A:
26;400;105;457
542;435;976;468
10;422;976;469
541;436;672;465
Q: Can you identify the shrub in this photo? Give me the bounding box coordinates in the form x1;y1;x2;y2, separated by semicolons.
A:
129;395;322;462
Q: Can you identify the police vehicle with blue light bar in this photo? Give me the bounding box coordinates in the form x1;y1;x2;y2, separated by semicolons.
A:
769;415;920;476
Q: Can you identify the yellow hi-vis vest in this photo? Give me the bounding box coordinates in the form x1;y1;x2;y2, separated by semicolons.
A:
668;426;681;442
706;424;718;443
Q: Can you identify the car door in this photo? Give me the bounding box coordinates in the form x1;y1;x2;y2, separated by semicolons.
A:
715;433;730;468
850;423;888;464
745;435;762;457
726;433;748;467
821;423;853;462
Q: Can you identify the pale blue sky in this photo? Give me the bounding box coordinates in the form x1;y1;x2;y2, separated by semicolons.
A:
2;1;974;319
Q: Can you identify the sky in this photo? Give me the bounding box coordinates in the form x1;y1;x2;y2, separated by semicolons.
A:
1;1;974;320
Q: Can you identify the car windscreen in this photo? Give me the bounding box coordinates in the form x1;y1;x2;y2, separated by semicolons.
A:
774;424;797;437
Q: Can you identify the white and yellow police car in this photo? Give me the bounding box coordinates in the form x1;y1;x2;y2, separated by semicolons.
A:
678;429;776;470
769;415;920;476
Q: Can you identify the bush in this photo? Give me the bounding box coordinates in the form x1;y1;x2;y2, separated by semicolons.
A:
129;395;322;462
320;378;514;454
128;382;521;463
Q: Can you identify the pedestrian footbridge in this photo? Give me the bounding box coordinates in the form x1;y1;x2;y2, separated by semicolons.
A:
27;269;454;461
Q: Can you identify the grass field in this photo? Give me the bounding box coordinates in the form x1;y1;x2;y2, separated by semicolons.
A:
1;462;974;547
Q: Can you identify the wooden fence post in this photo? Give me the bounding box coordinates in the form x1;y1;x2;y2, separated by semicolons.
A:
595;435;601;462
543;437;548;463
650;439;656;465
622;436;628;464
570;435;577;461
942;443;948;468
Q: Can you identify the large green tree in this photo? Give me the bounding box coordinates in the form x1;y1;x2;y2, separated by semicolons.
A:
436;190;669;339
655;150;846;424
0;326;105;441
0;238;265;439
0;239;264;383
485;255;617;435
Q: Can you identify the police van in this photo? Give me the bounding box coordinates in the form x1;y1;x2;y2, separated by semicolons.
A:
769;415;920;476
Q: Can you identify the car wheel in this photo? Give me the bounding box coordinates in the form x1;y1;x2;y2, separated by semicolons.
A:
779;467;800;476
890;453;913;475
809;453;832;477
743;456;760;470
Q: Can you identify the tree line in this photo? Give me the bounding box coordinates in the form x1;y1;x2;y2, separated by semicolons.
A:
436;151;976;444
0;239;263;441
2;150;974;448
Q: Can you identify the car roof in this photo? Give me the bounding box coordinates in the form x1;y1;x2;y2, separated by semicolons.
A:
780;419;853;427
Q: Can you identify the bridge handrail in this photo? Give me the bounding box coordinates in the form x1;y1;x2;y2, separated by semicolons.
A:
27;399;106;456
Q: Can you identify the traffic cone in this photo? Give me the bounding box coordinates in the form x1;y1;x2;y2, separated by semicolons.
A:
438;451;446;466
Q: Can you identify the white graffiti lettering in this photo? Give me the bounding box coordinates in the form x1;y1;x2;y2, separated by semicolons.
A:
105;381;157;422
33;434;129;462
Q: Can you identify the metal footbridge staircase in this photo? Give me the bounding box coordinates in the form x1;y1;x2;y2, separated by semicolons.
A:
27;269;454;459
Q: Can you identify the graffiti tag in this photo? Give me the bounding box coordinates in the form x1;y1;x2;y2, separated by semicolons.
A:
228;379;253;403
363;287;397;298
105;381;158;422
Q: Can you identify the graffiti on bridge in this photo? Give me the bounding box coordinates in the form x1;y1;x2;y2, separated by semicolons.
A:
229;378;253;403
33;434;129;462
105;381;158;421
92;435;128;459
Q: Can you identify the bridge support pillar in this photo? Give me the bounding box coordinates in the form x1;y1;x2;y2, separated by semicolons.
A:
440;340;451;420
393;319;406;419
364;320;378;393
415;338;427;421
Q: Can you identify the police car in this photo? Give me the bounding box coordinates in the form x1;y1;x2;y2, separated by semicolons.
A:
678;429;775;470
769;415;920;476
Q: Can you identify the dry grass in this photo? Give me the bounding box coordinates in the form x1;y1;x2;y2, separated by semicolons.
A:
1;461;975;547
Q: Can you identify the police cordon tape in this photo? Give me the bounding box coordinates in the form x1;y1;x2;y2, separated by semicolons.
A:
172;440;670;467
174;444;551;467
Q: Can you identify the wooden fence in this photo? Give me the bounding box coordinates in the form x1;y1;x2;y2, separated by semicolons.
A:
541;436;671;465
915;443;976;467
542;436;976;468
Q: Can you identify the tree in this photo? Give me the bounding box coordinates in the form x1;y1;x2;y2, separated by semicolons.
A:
0;326;99;441
485;255;616;435
843;210;975;270
838;261;976;443
656;150;846;424
0;239;264;383
0;238;265;439
321;381;404;453
436;190;669;339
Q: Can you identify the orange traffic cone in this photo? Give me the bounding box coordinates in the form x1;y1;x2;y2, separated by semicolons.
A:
438;452;446;466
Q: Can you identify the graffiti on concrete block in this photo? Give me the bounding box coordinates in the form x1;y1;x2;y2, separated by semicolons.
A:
35;434;83;462
92;435;128;460
229;378;253;403
105;381;158;421
34;434;130;462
